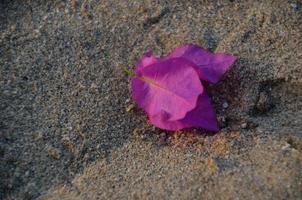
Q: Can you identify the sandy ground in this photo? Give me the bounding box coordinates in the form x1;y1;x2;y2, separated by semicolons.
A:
0;0;302;199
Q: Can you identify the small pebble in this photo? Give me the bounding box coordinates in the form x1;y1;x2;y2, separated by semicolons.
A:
126;104;135;112
133;128;140;136
160;132;166;137
43;15;48;21
291;3;300;11
255;91;271;113
281;143;291;151
33;29;40;38
10;25;16;31
218;116;228;128
222;102;229;109
47;146;61;160
90;83;98;89
241;122;247;129
32;132;43;141
140;134;148;140
158;132;167;146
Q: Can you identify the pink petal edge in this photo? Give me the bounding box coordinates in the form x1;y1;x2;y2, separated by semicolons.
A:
168;44;238;84
135;51;158;74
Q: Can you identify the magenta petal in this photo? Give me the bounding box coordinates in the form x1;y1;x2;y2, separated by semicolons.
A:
149;92;219;132
168;44;237;84
180;92;219;131
131;58;203;121
135;51;158;73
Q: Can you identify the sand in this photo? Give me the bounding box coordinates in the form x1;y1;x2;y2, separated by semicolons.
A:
0;0;301;199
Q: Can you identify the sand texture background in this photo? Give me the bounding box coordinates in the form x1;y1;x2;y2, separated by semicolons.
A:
0;0;302;199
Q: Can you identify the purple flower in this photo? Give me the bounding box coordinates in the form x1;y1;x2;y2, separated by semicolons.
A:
131;44;237;131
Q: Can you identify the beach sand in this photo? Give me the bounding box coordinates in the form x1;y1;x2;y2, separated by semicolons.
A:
1;0;301;199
